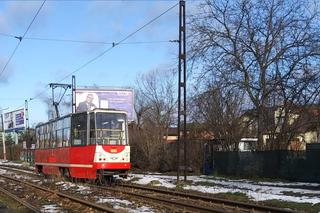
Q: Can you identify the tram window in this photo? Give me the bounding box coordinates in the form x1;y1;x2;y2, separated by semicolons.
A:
51;129;56;148
45;133;50;148
40;134;44;149
72;113;87;146
57;129;63;148
63;128;70;147
64;117;71;128
44;124;49;148
95;112;128;145
56;119;62;130
36;128;40;149
89;112;95;145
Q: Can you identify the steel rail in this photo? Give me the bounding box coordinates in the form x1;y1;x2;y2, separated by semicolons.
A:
99;185;230;213
0;186;41;213
0;174;119;213
0;165;299;213
119;183;297;213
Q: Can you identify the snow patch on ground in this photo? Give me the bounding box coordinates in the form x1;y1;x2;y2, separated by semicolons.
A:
7;167;34;174
0;160;33;170
55;181;76;190
13;174;32;180
129;206;155;213
129;174;176;188
55;181;92;195
126;174;320;204
0;169;9;175
41;204;61;213
96;196;155;213
97;197;133;205
76;185;91;194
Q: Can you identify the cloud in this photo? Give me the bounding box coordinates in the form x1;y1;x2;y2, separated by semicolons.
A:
0;56;14;84
73;1;180;57
87;1;179;41
0;1;50;34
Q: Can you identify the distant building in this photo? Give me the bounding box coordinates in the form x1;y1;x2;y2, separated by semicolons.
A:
238;138;258;152
241;105;320;150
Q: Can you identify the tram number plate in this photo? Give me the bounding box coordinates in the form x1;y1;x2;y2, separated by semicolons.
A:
110;149;117;153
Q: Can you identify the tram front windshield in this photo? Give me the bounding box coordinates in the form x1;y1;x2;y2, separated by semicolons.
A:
93;112;127;145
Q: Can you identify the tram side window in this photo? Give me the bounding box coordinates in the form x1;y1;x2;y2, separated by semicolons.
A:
51;123;56;148
63;127;70;147
44;133;49;148
89;112;95;145
63;117;71;147
64;117;71;128
36;128;40;149
72;113;87;146
57;129;63;148
44;125;50;148
40;133;45;149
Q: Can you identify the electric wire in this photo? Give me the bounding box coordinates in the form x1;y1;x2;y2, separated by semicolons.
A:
0;0;46;78
24;37;173;45
58;1;179;82
1;33;176;45
5;1;178;116
0;32;16;38
62;0;192;1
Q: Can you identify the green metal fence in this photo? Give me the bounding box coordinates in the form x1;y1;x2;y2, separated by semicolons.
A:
205;150;320;182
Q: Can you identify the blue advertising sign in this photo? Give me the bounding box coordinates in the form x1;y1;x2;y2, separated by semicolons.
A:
4;108;25;133
76;88;134;121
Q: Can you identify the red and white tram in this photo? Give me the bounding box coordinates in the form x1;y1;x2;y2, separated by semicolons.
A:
35;109;130;183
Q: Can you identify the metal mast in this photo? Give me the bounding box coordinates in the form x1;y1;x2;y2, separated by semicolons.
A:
72;75;76;113
49;83;71;118
177;0;187;182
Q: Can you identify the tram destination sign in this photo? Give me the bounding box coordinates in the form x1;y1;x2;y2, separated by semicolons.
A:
75;88;134;121
4;108;26;133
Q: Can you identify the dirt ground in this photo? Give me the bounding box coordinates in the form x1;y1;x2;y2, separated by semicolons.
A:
0;192;32;213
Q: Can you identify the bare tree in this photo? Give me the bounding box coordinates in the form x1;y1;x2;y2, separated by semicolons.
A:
131;69;176;170
190;85;245;151
189;0;320;149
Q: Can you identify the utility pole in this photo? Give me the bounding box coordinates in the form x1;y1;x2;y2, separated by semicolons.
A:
25;100;30;147
72;75;76;113
0;107;8;161
177;0;187;182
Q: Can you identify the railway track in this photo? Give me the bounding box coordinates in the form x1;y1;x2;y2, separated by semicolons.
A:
0;165;299;213
117;183;297;213
97;185;228;213
0;173;119;213
0;185;40;213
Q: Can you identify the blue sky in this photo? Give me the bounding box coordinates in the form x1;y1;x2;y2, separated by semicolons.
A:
0;0;199;126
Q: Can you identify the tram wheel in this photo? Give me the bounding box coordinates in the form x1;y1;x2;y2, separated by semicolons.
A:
107;176;115;186
96;170;107;185
60;168;71;181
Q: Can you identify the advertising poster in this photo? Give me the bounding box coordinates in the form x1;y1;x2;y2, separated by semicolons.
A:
76;88;134;121
0;114;3;132
4;108;25;133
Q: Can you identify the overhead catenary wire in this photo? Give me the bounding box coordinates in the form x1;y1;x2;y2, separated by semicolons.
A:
0;32;16;39
1;34;178;44
25;1;178;105
57;1;179;82
0;0;199;2
0;0;46;79
5;1;180;115
24;37;174;45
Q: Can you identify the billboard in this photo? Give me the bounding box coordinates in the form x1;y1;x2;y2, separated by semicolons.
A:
0;114;3;132
4;108;25;133
76;88;134;121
